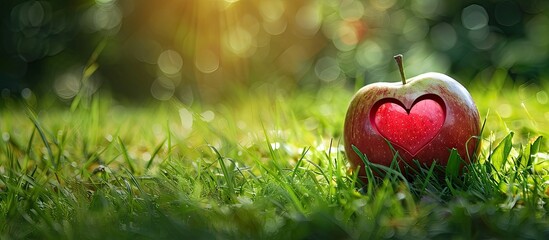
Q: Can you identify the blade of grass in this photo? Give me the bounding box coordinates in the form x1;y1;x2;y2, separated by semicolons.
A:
467;114;487;162
146;138;167;170
122;166;144;196
26;108;55;169
446;148;463;179
352;145;376;194
292;147;309;180
71;39;107;112
25;128;36;157
117;136;136;174
526;136;542;168
489;132;514;172
210;145;235;201
418;160;438;196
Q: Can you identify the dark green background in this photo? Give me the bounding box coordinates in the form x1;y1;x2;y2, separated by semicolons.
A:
1;0;548;102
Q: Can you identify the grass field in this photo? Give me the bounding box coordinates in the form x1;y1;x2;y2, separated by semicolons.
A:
1;72;549;239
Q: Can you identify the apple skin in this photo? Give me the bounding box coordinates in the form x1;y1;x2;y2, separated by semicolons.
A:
343;72;480;177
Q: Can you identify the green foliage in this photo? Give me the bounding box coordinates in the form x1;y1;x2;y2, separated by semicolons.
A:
3;0;549;102
1;78;549;239
489;132;514;172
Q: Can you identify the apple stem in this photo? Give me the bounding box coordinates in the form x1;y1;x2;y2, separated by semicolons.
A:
394;54;406;85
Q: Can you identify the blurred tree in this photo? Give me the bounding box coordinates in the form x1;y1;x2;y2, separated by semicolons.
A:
0;0;102;98
1;0;548;102
319;0;549;86
106;0;327;103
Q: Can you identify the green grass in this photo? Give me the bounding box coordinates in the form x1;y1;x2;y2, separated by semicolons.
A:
1;75;548;239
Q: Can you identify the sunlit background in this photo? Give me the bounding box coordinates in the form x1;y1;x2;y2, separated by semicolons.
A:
1;0;548;104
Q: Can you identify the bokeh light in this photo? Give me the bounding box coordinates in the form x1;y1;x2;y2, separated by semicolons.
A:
158;50;183;75
151;76;176;101
54;72;81;100
0;0;548;102
462;5;489;30
195;49;220;74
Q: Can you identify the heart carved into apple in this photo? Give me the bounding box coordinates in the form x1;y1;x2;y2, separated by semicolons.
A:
344;55;480;177
372;95;445;155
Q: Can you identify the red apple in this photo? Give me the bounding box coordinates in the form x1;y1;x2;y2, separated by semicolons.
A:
343;55;480;177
